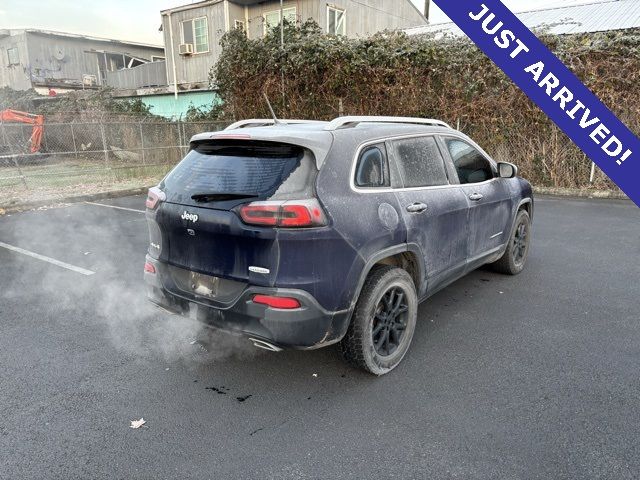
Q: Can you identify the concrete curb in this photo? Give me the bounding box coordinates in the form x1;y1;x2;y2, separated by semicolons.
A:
532;186;630;201
0;186;153;214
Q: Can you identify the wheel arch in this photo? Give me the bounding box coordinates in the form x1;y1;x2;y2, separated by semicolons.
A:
353;244;426;307
518;197;533;221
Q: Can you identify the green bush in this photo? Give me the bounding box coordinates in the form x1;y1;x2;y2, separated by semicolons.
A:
212;21;640;190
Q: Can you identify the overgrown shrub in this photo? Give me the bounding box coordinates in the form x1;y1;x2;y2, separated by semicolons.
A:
212;21;640;190
0;87;154;123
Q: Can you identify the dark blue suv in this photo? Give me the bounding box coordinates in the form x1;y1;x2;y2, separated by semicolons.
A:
144;117;533;375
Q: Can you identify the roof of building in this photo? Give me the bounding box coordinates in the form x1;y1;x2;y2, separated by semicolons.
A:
405;0;640;37
0;28;163;50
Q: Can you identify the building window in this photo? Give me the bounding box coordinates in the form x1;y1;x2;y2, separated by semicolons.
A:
263;7;297;34
7;47;19;66
182;17;209;54
327;7;346;36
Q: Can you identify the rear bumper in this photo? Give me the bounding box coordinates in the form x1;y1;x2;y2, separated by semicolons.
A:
144;256;351;349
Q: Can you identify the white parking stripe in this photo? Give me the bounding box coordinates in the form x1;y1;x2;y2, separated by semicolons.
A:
84;201;145;214
0;241;96;276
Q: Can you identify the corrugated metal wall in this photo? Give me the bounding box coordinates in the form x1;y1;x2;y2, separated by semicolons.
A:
162;2;226;86
105;61;168;89
25;33;163;88
164;0;426;87
0;32;33;91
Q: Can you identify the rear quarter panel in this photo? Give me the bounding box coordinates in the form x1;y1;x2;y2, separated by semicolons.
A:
310;135;408;312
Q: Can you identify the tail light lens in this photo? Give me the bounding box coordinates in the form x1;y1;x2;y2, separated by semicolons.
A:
253;295;301;309
144;262;156;274
238;199;327;228
146;186;166;210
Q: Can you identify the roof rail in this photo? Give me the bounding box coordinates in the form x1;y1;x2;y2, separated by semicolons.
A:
323;116;452;131
225;119;325;131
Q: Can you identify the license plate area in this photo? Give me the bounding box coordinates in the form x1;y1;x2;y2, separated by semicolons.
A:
168;265;246;303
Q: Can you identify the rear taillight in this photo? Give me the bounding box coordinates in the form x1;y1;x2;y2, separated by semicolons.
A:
146;186;166;210
253;295;301;309
238;199;327;228
144;262;156;274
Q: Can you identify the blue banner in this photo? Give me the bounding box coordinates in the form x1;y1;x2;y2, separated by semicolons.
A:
432;1;640;207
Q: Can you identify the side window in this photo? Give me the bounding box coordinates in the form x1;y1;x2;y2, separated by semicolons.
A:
392;136;449;188
181;17;209;53
355;144;389;188
328;7;346;35
445;139;494;184
7;47;19;66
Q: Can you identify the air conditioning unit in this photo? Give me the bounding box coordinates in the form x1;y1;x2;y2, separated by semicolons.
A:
82;74;98;86
179;43;194;55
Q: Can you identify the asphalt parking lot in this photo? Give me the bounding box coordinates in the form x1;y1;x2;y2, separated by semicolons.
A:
0;195;639;479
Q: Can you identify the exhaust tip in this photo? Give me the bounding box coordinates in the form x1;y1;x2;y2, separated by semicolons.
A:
249;338;282;352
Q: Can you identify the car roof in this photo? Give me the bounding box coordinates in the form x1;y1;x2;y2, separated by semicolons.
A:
189;120;466;167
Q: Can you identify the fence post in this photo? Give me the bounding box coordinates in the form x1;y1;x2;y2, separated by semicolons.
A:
70;122;79;160
1;121;29;190
139;121;146;166
99;118;109;170
12;156;29;191
0;120;8;152
182;120;188;156
176;116;184;159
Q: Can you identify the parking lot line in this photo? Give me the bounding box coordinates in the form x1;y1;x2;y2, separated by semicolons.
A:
0;241;95;276
84;201;145;214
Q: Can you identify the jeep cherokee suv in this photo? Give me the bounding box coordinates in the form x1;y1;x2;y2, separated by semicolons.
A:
144;116;533;375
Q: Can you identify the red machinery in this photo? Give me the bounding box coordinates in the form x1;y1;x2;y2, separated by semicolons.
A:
0;109;44;154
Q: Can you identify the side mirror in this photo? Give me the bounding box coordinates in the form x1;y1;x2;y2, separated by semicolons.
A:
498;162;518;179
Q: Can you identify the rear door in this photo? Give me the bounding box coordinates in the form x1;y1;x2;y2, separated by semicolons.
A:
156;140;317;283
390;135;470;294
440;136;513;264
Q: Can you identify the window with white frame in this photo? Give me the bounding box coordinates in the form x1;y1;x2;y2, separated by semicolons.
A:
181;17;209;53
327;6;346;36
7;47;19;66
263;7;297;34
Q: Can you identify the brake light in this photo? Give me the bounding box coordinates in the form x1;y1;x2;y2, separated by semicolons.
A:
253;295;301;309
144;262;156;274
146;187;166;210
238;199;326;228
239;204;279;226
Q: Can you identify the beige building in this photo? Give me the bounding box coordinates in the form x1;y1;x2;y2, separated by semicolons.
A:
161;0;428;91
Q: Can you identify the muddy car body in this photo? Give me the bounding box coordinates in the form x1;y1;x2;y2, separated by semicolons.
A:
144;117;533;374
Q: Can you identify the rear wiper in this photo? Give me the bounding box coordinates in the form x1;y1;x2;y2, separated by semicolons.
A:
191;192;259;202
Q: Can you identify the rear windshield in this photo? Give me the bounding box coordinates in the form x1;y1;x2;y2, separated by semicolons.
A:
161;140;315;206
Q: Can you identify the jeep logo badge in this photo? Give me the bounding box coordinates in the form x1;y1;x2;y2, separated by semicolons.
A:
181;211;199;223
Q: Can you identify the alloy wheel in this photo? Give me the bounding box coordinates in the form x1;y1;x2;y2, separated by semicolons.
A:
372;287;409;357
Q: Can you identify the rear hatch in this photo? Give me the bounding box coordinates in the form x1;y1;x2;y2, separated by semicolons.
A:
155;139;318;290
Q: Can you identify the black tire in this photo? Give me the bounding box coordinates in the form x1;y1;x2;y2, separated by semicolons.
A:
339;265;418;375
491;209;531;275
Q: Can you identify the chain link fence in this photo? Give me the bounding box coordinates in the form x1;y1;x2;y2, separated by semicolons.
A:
0;118;230;208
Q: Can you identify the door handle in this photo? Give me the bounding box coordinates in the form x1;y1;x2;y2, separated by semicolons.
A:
469;193;484;202
406;202;428;214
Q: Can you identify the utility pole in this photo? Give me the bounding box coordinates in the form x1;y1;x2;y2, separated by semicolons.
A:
280;0;285;108
280;0;284;47
424;0;430;21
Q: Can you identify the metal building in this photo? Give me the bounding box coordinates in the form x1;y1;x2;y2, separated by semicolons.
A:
161;0;428;91
0;29;164;92
405;0;640;37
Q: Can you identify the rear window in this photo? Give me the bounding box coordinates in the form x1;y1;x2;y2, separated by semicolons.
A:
161;140;316;205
